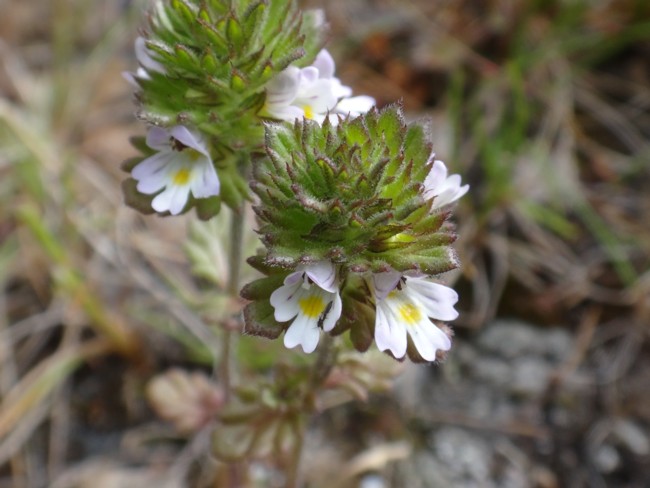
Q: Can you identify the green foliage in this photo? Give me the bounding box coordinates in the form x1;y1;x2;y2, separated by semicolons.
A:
251;105;459;274
243;106;461;349
136;0;325;151
123;0;326;217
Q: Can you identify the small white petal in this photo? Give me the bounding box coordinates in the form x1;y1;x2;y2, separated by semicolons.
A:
329;78;353;99
135;37;165;73
408;320;451;361
150;186;174;213
150;183;189;215
375;300;408;358
296;79;339;113
265;67;300;104
312;49;336;79
300;66;320;84
321;292;342;332
136;171;170;195
404;277;459;321
190;163;220;198
284;313;320;353
122;71;140;88
270;281;302;322
170;184;192;215
423;160;468;208
265;105;306;122
335;95;376;116
425;160;448;186
132;152;173;182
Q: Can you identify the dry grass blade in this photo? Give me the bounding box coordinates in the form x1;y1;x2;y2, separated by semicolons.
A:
0;339;110;461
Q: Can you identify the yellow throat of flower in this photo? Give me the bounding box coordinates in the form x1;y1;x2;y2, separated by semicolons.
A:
302;105;314;120
298;294;326;318
173;168;191;185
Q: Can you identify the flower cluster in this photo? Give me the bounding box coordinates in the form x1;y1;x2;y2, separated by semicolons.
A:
123;1;376;218
125;1;467;363
122;0;328;217
242;106;468;362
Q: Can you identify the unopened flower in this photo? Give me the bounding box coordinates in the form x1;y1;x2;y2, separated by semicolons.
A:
123;36;165;87
131;125;220;215
423;159;469;209
270;261;342;353
372;272;456;361
260;49;375;124
147;368;224;434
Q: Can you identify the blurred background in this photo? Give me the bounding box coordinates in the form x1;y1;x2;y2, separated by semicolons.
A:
1;0;649;486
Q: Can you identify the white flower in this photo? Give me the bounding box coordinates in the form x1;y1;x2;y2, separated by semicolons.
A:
372;272;457;361
423;159;469;209
123;37;165;87
260;49;375;124
132;125;220;215
270;261;342;353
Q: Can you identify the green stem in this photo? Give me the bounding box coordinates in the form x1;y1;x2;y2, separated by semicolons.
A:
285;418;306;488
286;335;338;487
222;205;245;400
222;205;246;488
227;206;245;297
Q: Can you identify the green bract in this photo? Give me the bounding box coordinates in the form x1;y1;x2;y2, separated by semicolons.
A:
251;106;459;274
125;0;325;216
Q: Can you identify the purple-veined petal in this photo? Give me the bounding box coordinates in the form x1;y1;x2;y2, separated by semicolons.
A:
283;269;305;287
136;170;171;195
132;151;173;181
270;281;302;322
146;126;172;151
170;126;210;158
304;261;337;293
372;271;402;300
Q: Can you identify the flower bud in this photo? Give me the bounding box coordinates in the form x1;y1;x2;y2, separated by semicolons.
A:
146;368;224;434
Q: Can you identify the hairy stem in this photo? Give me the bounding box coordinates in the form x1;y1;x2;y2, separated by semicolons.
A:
286;334;338;488
222;205;246;487
222;205;244;401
